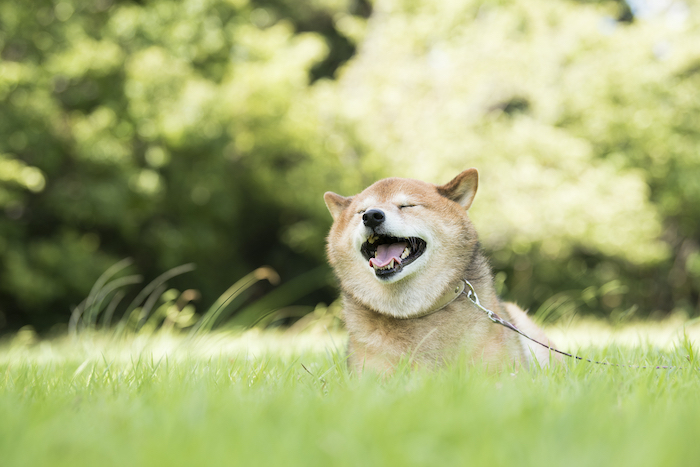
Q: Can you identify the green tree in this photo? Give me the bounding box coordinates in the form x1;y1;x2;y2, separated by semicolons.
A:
330;0;700;318
0;0;373;332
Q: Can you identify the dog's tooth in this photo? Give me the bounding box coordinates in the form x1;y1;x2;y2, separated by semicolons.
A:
401;247;410;259
389;259;395;269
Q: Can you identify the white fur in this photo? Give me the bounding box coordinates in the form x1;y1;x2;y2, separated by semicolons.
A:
351;208;434;285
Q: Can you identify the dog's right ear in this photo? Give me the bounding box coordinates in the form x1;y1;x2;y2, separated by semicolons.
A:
324;192;353;220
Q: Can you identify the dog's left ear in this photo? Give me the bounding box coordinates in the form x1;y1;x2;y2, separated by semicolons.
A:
437;168;479;210
324;192;353;220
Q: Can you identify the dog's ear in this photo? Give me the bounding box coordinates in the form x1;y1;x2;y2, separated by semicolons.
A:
324;192;353;220
437;168;479;210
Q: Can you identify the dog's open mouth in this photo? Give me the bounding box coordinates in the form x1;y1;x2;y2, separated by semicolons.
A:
360;235;427;278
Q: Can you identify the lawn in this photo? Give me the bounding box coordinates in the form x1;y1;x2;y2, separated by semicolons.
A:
2;318;700;467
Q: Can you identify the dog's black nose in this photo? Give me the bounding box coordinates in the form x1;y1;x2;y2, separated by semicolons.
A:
362;209;385;228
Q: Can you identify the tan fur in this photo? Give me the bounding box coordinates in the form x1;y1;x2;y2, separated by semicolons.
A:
324;169;557;373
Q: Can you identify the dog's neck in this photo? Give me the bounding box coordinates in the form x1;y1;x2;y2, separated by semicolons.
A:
343;248;499;321
344;275;497;322
394;279;466;319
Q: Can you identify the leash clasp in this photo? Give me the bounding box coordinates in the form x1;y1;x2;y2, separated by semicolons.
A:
462;279;499;323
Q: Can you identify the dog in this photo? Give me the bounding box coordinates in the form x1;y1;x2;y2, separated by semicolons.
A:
324;168;556;373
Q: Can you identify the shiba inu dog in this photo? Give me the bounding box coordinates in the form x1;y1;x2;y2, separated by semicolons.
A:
324;169;556;373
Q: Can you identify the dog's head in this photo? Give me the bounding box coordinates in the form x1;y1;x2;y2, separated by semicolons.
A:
324;169;480;318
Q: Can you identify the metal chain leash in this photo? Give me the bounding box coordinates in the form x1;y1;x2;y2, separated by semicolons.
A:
461;279;683;370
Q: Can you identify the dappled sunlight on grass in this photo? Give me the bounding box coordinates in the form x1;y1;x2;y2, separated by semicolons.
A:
3;316;698;368
0;327;345;367
548;314;700;351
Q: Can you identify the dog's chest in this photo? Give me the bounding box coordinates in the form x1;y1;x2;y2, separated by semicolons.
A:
344;301;489;361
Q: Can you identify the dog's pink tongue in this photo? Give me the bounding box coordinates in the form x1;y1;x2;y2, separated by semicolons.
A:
369;242;407;268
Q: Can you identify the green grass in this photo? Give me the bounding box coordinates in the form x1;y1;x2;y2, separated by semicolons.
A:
2;320;700;467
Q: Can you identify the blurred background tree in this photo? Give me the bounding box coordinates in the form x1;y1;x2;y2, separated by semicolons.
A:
333;0;700;322
1;0;699;333
0;0;375;332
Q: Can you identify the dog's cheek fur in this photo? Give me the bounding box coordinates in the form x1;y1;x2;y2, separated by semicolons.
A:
325;210;356;274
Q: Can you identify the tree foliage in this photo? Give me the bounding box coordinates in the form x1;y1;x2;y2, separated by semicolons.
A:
0;0;374;331
2;0;700;331
332;0;700;319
